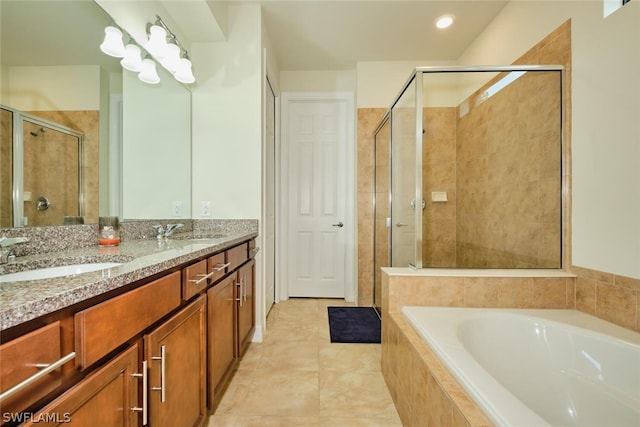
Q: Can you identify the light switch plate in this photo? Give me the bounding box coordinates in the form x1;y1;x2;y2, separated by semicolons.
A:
201;201;211;217
172;201;182;217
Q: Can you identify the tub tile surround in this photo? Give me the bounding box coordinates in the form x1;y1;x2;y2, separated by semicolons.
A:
383;309;493;427
572;265;640;332
0;219;258;330
381;266;640;426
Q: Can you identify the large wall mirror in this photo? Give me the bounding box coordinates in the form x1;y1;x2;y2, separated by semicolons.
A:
0;0;192;228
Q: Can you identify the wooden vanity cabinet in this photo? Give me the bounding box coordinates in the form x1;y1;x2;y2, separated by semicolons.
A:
1;238;254;426
0;322;68;416
206;275;236;407
236;259;255;358
144;295;206;427
182;259;208;301
75;272;181;369
23;344;140;427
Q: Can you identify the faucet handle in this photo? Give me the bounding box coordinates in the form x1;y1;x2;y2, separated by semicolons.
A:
152;225;165;239
164;223;184;237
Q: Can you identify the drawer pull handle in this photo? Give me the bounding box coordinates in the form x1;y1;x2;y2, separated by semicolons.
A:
0;352;76;404
151;345;166;402
213;262;231;272
189;271;216;285
131;360;148;425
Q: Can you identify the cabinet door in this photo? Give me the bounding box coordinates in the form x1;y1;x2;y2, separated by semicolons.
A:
207;275;236;407
236;260;255;357
22;344;140;427
144;296;206;427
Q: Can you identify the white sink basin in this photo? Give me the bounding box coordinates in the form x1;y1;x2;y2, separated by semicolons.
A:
0;263;123;283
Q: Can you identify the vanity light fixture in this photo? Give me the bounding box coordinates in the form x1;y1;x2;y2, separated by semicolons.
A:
144;24;169;59
99;25;126;58
146;15;196;84
120;43;144;72
160;41;181;73
99;16;195;85
435;14;454;29
174;56;196;84
138;56;161;85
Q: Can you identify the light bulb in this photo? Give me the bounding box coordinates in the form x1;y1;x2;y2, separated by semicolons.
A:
174;58;195;84
100;26;126;58
144;25;168;59
138;58;160;84
120;44;143;72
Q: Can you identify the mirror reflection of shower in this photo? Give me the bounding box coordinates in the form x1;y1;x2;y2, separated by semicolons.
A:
0;106;85;227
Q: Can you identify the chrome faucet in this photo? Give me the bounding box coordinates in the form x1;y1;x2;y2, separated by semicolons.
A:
153;224;184;239
0;237;29;264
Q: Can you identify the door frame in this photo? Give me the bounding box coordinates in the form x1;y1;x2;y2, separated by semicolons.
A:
278;91;356;302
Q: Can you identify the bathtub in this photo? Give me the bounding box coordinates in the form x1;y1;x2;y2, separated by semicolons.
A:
401;306;640;427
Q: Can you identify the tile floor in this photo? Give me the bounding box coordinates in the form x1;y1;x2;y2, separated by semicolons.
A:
207;298;402;426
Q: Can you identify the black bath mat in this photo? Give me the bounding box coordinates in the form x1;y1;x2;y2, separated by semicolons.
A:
327;306;381;343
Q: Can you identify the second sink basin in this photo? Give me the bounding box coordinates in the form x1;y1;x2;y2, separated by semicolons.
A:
0;263;123;283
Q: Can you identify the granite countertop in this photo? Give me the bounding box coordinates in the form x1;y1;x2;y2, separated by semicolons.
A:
0;230;257;331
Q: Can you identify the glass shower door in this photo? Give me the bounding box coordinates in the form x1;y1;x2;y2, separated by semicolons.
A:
373;114;391;312
391;77;417;267
22;119;83;226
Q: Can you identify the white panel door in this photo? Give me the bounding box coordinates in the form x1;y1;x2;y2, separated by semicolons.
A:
286;99;348;298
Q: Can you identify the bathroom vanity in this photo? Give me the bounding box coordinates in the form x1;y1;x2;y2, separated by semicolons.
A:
0;230;257;426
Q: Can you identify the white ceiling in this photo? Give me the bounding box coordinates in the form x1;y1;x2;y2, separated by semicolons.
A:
232;0;509;70
1;0;509;72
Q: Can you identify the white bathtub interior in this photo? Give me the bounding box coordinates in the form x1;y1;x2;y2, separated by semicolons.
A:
402;306;640;427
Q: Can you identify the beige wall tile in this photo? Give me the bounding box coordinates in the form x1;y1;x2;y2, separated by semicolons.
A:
596;283;637;330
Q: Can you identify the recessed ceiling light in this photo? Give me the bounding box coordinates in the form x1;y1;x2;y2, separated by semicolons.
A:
435;15;454;29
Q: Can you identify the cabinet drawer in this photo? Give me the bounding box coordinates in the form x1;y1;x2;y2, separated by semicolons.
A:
182;259;208;300
207;252;227;284
75;271;181;369
0;322;66;414
226;243;248;271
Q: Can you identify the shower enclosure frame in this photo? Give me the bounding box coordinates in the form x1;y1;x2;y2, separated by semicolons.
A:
374;65;565;273
373;111;391;312
3;106;85;227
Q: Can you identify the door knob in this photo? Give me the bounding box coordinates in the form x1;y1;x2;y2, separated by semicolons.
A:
396;222;408;227
332;222;344;228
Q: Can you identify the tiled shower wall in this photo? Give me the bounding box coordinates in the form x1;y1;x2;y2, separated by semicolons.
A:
455;70;562;268
357;108;387;305
28;110;100;225
422;108;457;267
